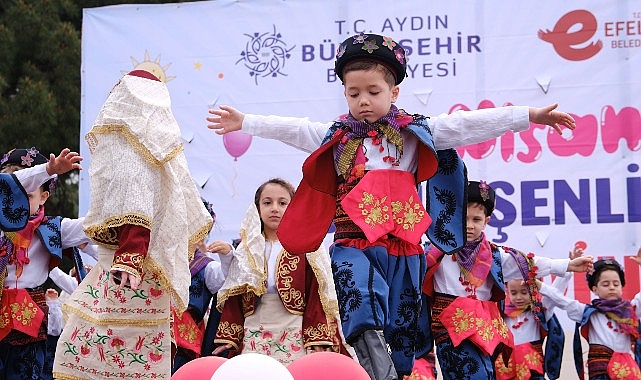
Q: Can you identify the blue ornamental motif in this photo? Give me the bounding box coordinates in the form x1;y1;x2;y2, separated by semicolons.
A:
237;25;296;85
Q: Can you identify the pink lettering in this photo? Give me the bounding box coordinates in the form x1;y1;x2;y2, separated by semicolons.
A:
601;105;641;153
547;114;598;157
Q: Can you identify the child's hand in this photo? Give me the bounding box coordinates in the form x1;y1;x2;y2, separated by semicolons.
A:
206;105;244;135
45;288;59;302
534;279;543;289
207;240;233;255
630;247;641;266
528;103;576;135
46;148;83;175
569;244;585;260
567;255;594;273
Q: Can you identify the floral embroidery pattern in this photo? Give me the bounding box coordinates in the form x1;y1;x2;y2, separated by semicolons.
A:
10;297;39;326
382;36;396;49
58;324;168;378
362;40;379;53
56;266;171;378
359;192;389;227
391;195;425;231
243;325;303;365
451;308;509;342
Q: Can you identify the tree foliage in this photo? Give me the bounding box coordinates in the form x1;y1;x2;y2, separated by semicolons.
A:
0;0;196;216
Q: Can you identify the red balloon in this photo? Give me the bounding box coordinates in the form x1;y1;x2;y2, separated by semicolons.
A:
287;352;369;380
172;356;228;380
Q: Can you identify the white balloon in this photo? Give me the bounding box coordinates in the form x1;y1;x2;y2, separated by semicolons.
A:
210;353;294;380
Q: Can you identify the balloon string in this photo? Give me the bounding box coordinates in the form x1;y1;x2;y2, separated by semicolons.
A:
231;159;238;198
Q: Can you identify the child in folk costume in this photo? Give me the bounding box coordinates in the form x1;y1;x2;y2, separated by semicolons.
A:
53;70;213;379
207;32;580;379
538;256;641;379
213;178;345;364
0;148;86;380
495;247;582;380
172;199;233;373
422;181;593;380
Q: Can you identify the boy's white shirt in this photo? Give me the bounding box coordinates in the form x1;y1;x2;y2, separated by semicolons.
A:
433;246;570;300
4;217;92;289
540;281;641;353
242;106;530;157
11;163;55;194
49;267;79;295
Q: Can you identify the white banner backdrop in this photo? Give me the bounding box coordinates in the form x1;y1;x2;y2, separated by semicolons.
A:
80;1;641;321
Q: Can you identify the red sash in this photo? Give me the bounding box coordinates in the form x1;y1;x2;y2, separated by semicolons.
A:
438;296;513;358
340;170;431;245
172;307;203;357
0;288;45;340
495;342;544;380
607;352;641;380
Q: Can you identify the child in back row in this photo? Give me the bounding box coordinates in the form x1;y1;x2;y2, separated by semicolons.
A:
495;245;583;380
538;255;641;379
207;33;578;379
422;180;592;380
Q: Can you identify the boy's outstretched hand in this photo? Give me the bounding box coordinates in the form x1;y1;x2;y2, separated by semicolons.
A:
206;105;245;135
630;247;641;265
567;255;594;273
529;103;576;135
46;148;83;175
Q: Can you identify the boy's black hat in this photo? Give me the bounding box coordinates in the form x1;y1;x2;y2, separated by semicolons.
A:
467;180;495;216
1;147;47;170
335;33;407;85
587;258;625;288
1;147;56;191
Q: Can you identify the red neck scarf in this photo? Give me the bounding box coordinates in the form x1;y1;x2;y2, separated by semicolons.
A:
4;206;45;279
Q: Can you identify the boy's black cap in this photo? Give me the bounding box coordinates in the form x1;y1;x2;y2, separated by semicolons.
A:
467;180;496;216
587;258;625;288
1;148;47;170
1;147;56;191
335;33;407;85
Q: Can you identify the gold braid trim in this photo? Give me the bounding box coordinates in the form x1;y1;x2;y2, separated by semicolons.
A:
378;122;403;155
277;249;304;315
89;124;183;167
188;222;213;262
53;372;94;380
0;268;5;302
61;303;167;326
84;213;152;248
337;137;363;178
306;250;339;324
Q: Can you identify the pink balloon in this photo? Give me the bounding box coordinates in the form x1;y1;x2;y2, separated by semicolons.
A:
171;356;227;380
223;131;252;161
287;352;369;380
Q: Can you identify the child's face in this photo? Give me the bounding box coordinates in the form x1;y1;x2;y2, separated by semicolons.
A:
343;68;399;123
591;269;623;300
28;187;49;215
506;280;530;309
466;203;489;242
258;183;291;237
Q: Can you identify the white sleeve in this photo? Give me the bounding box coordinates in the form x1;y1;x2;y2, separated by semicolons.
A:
543;273;573;320
61;217;92;249
49;267;79;294
430;106;530;150
539;282;586;322
242;114;332;153
501;248;569;281
632;292;641;318
46;300;63;336
204;261;226;293
11;163;54;193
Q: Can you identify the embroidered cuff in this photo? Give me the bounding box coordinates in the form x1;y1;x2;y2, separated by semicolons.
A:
112;251;145;279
